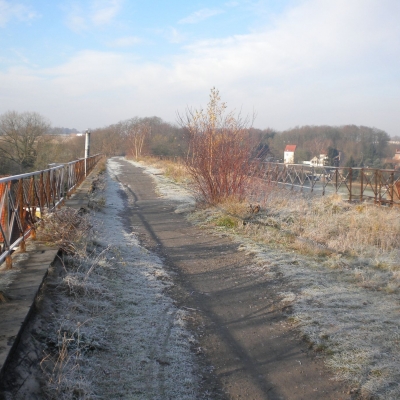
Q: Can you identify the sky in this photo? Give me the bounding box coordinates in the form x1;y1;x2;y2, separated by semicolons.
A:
0;0;399;135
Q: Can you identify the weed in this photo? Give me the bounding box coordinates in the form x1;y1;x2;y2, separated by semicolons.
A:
97;159;107;174
40;323;94;400
36;208;92;256
215;215;238;228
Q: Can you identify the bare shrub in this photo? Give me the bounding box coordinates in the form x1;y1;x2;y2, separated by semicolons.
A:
37;208;92;255
178;88;257;204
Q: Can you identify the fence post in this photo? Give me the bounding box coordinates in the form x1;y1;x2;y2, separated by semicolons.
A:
360;168;364;203
311;166;314;192
39;172;44;209
29;175;36;239
390;172;394;206
85;129;91;177
349;168;353;202
17;180;26;252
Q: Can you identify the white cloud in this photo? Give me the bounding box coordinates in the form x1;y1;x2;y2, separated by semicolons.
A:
179;8;224;24
90;0;123;26
166;27;185;44
64;0;123;32
10;48;37;67
0;0;38;27
1;0;399;134
64;3;87;32
106;36;142;47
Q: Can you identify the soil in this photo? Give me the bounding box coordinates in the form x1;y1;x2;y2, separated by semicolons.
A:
114;158;353;400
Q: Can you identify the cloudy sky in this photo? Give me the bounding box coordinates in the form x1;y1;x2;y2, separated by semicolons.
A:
0;0;399;135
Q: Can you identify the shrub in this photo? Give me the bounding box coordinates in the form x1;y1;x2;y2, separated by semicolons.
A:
178;88;257;204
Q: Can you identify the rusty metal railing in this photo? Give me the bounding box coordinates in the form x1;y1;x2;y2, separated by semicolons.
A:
257;162;400;206
0;154;103;267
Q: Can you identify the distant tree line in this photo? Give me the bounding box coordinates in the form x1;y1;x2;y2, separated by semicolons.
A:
0;109;396;176
263;125;393;168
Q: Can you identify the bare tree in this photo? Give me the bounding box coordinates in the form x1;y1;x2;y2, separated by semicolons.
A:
178;88;256;204
0;111;50;172
124;118;151;160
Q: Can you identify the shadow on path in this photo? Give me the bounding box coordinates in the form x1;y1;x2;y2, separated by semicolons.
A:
112;158;350;400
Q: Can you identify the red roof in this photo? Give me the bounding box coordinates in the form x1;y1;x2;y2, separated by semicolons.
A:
284;145;297;152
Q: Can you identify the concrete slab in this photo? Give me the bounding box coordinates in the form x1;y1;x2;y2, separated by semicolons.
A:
0;162;104;382
0;244;58;375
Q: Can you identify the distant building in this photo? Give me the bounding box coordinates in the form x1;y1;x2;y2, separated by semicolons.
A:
393;149;400;162
303;154;328;167
284;145;296;164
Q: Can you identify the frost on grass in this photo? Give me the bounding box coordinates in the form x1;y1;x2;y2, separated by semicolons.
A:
227;220;400;399
137;158;400;400
124;157;196;207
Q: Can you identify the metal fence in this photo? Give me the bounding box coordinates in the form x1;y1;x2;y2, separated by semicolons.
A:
0;154;103;267
257;162;400;206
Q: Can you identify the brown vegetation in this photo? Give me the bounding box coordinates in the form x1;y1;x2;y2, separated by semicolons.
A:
178;88;257;204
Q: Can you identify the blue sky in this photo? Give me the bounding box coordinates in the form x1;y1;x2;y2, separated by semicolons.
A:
0;0;399;135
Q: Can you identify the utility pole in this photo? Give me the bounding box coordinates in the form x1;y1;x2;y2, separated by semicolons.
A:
85;129;91;176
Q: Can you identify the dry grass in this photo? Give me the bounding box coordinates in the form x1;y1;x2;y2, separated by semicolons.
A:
202;187;400;284
97;158;107;174
40;323;94;400
37;237;116;399
36;208;92;255
127;155;191;184
185;179;400;399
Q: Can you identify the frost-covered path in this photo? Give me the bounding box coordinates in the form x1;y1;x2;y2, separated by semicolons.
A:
87;159;202;399
106;157;351;400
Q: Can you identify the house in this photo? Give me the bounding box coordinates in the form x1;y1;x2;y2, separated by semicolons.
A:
393;149;400;162
303;154;328;167
284;145;296;164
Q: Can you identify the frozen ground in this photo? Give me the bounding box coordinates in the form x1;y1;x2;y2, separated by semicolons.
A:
125;158;196;209
1;159;202;399
84;158;201;399
131;156;400;400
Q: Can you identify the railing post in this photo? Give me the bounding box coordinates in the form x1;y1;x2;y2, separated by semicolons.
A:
39;172;45;209
5;254;12;270
390;172;394;206
29;175;36;239
360;168;364;203
311;166;314;192
349;168;353;202
335;168;338;193
17;179;26;252
85;129;91;177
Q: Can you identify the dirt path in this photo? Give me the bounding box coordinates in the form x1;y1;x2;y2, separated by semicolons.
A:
113;157;352;400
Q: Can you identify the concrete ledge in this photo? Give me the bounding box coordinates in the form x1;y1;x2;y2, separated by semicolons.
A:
0;244;59;379
0;162;104;382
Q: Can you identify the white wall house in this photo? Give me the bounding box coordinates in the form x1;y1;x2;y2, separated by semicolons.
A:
302;154;328;166
284;145;296;164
